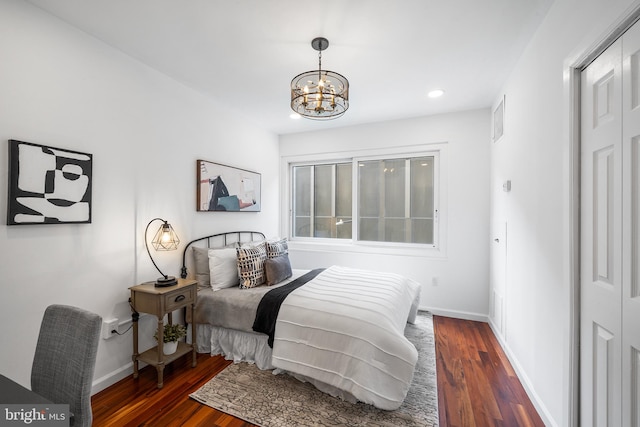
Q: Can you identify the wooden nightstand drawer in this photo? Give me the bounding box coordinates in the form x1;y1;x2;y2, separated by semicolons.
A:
163;287;195;312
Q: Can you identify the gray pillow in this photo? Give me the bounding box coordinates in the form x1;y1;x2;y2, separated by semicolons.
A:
264;253;293;286
192;246;211;288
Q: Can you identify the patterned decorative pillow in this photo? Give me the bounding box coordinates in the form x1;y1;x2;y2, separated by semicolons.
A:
265;238;288;259
236;242;267;289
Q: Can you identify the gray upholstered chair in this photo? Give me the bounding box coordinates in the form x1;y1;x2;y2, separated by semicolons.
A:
31;305;102;427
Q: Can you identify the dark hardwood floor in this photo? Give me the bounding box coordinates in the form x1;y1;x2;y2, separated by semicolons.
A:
434;316;544;426
91;316;544;426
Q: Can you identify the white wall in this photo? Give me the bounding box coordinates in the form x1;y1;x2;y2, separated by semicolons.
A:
0;0;279;392
489;0;639;425
280;109;491;319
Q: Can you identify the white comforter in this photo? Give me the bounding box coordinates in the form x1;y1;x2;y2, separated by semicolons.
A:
271;265;421;410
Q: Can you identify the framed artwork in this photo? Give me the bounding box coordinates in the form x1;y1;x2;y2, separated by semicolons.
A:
7;139;92;225
197;160;261;212
493;95;505;142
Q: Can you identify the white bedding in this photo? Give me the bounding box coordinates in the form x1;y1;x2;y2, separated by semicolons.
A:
271;265;421;410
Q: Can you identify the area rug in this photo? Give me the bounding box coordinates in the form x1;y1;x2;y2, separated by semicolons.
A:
190;312;438;427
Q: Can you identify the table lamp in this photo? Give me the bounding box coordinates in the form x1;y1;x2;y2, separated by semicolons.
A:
145;217;180;287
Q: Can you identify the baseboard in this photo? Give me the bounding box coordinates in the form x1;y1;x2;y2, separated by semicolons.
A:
421;305;489;322
487;319;557;427
92;362;133;395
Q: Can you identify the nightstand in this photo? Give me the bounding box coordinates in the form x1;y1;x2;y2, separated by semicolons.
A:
129;278;198;388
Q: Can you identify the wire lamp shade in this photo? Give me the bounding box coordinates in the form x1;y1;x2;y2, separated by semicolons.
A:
145;218;180;287
291;37;349;120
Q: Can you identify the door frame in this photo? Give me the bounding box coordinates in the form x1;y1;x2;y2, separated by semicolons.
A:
565;4;640;426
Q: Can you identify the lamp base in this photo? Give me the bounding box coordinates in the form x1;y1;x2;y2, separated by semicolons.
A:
155;276;178;287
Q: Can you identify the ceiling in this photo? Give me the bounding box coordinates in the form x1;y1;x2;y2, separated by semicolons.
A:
27;0;553;135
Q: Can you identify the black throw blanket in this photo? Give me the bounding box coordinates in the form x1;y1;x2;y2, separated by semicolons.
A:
252;268;325;347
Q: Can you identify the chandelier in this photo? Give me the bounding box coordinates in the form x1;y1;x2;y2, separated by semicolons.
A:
290;37;349;120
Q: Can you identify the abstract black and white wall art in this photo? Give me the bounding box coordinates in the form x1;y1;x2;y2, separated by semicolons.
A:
7;140;92;225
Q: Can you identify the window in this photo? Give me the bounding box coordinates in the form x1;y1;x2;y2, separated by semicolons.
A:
293;162;352;239
291;152;438;247
358;156;435;244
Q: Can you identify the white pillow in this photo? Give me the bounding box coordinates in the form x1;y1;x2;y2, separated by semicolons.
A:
208;248;239;290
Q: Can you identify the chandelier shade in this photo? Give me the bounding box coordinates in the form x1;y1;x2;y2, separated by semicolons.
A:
290;37;349;120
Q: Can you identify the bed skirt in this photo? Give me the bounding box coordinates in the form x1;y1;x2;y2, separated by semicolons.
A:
190;323;362;404
191;324;274;370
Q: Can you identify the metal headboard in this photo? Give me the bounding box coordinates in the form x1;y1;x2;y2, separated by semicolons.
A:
180;231;265;279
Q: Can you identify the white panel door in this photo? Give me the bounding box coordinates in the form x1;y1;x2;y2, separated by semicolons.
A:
622;20;640;427
581;37;623;427
581;19;640;426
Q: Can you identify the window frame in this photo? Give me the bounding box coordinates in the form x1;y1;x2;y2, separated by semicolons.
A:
281;143;448;258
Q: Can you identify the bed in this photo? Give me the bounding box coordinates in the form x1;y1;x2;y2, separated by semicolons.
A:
180;231;421;410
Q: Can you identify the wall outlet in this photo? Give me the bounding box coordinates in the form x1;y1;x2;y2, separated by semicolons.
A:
102;318;118;339
432;276;438;286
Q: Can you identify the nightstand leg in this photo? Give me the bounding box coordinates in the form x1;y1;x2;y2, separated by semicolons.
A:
156;364;165;389
156;317;164;388
132;356;139;379
132;310;139;379
191;302;197;367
